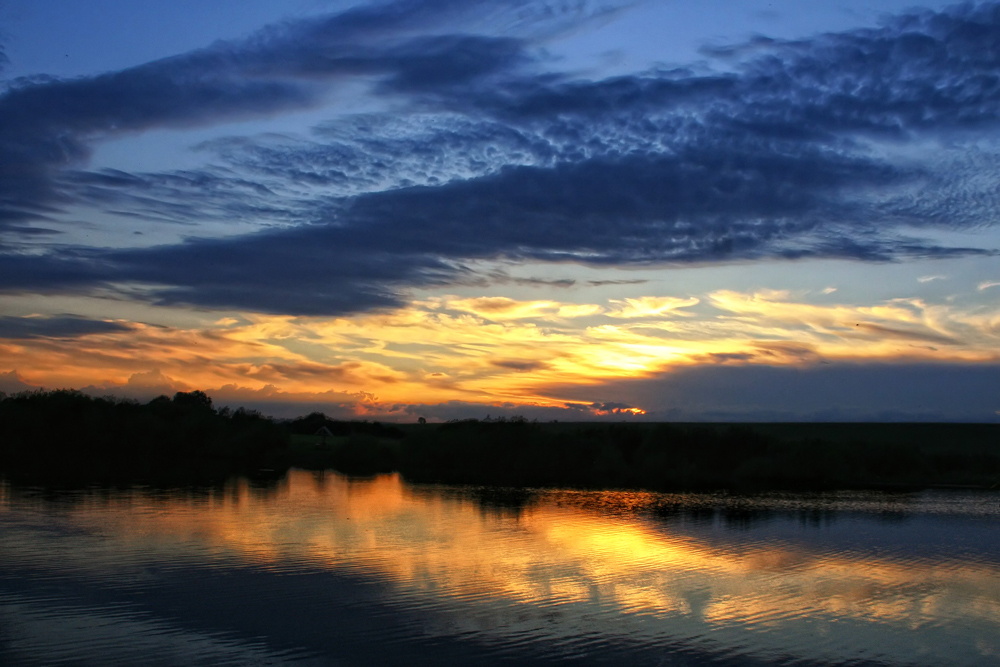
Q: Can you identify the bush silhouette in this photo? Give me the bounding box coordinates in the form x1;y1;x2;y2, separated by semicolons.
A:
0;389;288;483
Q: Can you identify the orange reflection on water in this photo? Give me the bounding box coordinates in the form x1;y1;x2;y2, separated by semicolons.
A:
9;470;997;665
54;472;998;630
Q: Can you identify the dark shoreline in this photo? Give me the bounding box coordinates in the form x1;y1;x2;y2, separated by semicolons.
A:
296;418;1000;492
1;390;998;491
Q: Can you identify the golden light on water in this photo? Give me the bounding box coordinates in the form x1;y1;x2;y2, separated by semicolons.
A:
6;470;995;663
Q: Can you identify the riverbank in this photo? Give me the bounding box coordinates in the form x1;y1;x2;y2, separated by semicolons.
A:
290;418;1000;491
1;391;998;489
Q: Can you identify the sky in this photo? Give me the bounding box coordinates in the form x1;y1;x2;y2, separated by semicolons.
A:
0;0;998;421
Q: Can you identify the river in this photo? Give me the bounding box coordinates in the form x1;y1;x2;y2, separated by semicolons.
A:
1;469;998;665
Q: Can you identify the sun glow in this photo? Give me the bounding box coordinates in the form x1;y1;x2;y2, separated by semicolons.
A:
2;289;998;415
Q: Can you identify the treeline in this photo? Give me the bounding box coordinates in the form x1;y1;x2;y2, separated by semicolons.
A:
308;418;1000;490
2;393;998;490
287;412;404;439
0;390;289;483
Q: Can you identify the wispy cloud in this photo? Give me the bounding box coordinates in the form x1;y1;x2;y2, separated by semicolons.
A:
606;296;699;318
2;2;1000;314
436;296;601;320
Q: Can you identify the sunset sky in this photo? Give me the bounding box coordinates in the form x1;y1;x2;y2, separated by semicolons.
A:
1;0;998;421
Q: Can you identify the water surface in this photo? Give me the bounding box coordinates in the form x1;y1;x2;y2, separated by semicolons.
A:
2;470;998;665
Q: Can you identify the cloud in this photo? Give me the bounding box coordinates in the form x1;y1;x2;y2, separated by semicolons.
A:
557;304;603;318
750;341;823;364
705;289;979;351
699;352;756;363
7;358;998;422
979;281;1000;291
7;359;997;422
76;374;374;408
244;360;405;386
0;0;551;230
491;359;550;372
210;395;642;421
125;369;186;390
4;144;971;315
589;401;644;416
0;315;134;339
854;322;958;346
441;296;599;321
588;279;648;287
542;362;1000;422
606;296;699;319
3;2;1000;313
69;369;193;401
445;296;561;320
485;270;577;288
0;61;313;228
2;285;999;419
505;3;1000;136
0;230;453;315
0;370;36;394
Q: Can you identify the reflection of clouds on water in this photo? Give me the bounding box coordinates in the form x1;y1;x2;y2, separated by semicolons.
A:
1;471;999;665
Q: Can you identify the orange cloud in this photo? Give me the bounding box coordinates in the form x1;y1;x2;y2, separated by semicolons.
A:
2;290;998;412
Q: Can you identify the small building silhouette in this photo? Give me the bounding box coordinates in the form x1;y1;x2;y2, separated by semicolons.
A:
315;426;333;446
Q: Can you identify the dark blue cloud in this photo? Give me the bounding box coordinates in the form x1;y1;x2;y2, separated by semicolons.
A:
470;3;1000;136
0;63;315;226
2;146;986;315
61;168;298;226
545;362;1000;422
0;315;133;339
0;222;465;315
0;0;618;229
0;0;552;229
200;114;556;197
1;2;1000;314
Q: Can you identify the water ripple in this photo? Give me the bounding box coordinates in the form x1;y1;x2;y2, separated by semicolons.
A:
1;471;998;666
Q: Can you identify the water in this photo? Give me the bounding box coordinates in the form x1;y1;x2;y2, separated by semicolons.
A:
1;470;998;666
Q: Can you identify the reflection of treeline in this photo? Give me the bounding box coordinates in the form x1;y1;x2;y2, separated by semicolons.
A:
314;419;1000;490
0;390;289;483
